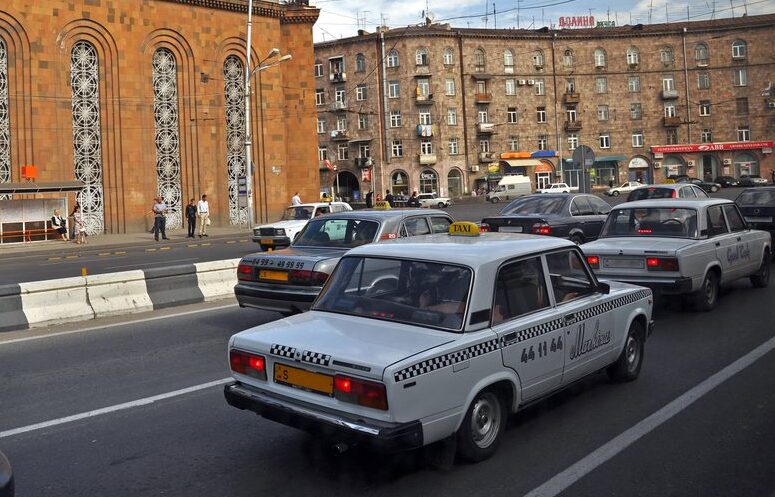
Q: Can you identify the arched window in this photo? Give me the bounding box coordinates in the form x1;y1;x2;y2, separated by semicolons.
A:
626;46;639;66
695;43;709;65
503;49;514;73
474;48;486;72
532;49;544;68
732;40;747;59
447;169;463;197
415;48;428;66
223;55;246;225
355;53;366;72
562;49;574;68
443;47;454;65
390;170;408;195
386;49;399;68
0;39;10;190
419;169;438;194
71;41;104;235
593;48;606;68
152;48;182;229
660;46;674;64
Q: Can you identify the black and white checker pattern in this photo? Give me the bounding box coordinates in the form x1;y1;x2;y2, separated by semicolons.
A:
301;350;332;367
502;317;565;347
269;344;297;359
393;339;499;382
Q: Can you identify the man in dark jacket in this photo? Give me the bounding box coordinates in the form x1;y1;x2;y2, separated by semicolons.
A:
384;189;395;207
365;189;374;208
185;198;197;238
408;191;421;207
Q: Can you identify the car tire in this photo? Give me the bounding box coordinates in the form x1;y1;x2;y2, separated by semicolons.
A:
490;197;499;204
456;389;506;463
569;234;584;245
750;251;771;288
612;191;620;196
710;185;719;193
438;202;446;208
606;320;645;382
693;270;719;312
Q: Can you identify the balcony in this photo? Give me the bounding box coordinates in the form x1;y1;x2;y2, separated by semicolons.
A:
330;130;349;141
663;116;682;127
474;92;492;103
478;152;496;162
661;89;679;99
414;65;431;75
564;120;582;131
563;92;580;104
416;124;436;137
329;72;346;83
415;92;434;104
418;154;437;165
354;157;373;168
477;122;495;134
330;100;347;111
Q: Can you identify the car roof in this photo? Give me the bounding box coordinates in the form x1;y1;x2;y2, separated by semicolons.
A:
631;183;693;191
617;198;732;208
290;202;349;208
316;208;449;220
346;233;574;266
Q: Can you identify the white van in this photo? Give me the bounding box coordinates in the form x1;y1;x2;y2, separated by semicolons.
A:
486;175;533;203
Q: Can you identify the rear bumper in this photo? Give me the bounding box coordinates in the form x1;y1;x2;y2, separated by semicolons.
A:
235;283;319;314
596;275;693;294
251;235;291;247
224;382;424;452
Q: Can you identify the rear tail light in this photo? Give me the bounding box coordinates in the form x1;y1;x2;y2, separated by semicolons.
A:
334;374;388;410
379;233;398;240
586;255;600;269
288;269;329;286
646;257;679;271
479;223;491;233
229;349;267;380
237;263;254;281
531;223;552;235
672;190;677;198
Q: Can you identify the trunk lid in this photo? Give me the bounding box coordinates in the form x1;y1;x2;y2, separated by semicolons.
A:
481;215;554;234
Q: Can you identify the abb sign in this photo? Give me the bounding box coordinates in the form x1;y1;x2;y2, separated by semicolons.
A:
651;141;774;154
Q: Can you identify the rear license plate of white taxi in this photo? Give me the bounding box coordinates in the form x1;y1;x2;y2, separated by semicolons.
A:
274;363;333;396
603;257;644;269
499;226;523;233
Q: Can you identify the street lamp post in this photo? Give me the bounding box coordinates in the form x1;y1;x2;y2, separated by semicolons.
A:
244;0;291;228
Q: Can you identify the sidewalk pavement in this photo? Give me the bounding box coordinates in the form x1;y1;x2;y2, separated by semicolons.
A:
0;226;252;257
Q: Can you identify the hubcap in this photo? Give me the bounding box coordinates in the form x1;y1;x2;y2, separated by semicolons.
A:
626;335;640;373
470;393;501;449
705;276;715;303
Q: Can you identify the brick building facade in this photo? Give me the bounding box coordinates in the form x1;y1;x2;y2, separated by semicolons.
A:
314;14;774;199
0;0;320;234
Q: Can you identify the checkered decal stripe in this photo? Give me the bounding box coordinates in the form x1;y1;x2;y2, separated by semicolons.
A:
301;350;331;367
270;344;296;359
392;288;652;383
393;339;499;382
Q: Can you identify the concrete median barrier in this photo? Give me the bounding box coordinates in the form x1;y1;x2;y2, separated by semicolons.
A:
195;258;239;301
19;277;93;328
0;284;28;332
143;264;204;309
87;270;154;318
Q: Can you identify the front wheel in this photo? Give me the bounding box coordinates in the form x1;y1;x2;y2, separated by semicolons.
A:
751;251;771;288
489;197;499;204
607;320;645;382
569;234;584;245
693;270;719;312
612;191;620;197
710;185;719;193
456;390;506;463
438;202;446;208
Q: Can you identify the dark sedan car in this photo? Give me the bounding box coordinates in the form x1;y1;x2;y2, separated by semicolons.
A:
0;450;12;497
676;177;721;193
480;193;611;245
739;174;769;187
735;187;775;236
714;176;739;188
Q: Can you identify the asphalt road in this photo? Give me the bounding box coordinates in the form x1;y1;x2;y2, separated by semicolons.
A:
1;274;773;497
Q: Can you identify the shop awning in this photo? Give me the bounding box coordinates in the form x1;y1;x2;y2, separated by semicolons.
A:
595;155;627;162
502;159;544;168
0;181;85;194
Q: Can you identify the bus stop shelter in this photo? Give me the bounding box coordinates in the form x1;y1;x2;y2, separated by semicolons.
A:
0;181;85;244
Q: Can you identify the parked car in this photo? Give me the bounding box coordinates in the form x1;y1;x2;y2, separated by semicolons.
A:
627;184;709;201
739;174;769;187
252;202;352;251
486;175;533;203
735;187;775;237
236;208;454;315
581;199;771;311
0;450;12;497
714;176;739;188
665;174;690;183
675;177;721;193
225;222;653;462
417;192;452;208
480;193;611;245
606;181;645;197
537;182;571;194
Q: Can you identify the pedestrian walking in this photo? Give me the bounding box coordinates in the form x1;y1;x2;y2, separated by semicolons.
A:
384;189;394;207
408;191;420;207
152;196;169;241
291;192;302;206
71;203;86;244
51;209;68;241
365;189;374;208
185;198;197;238
197;194;210;237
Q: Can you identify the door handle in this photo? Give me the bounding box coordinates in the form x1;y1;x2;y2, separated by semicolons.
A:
715;242;720;247
736;236;742;241
564;313;576;323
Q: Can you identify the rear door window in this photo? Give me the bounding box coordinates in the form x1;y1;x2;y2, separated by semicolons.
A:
707;205;729;237
722;204;746;232
430;216;452;234
680;187;695;198
693;186;709;198
403;217;431;236
571;197;594;216
545;250;595;303
493;257;550;324
588;196;611;215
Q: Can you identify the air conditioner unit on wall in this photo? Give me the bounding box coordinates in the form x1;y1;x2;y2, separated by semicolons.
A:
527;80;535;85
687;160;696;167
653;162;662;169
723;158;733;165
470;165;480;172
768;102;775;109
518;80;526;86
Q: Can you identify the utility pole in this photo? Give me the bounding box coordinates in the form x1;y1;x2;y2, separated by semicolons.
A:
494;3;497;29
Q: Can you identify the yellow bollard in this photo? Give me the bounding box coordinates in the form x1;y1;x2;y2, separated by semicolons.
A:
81;267;88;277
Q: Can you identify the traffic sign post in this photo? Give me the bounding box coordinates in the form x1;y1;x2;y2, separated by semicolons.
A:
572;145;595;193
237;176;248;213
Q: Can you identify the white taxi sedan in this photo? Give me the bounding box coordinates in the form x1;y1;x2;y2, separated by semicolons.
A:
581;199;771;311
225;223;654;462
606;181;644;197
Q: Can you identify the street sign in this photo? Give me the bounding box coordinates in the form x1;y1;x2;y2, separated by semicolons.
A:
572;145;595;194
237;176;248;209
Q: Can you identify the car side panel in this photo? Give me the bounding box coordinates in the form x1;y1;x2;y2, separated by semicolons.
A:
677;243;717;291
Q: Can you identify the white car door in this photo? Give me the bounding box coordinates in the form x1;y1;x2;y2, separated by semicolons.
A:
706;204;740;282
492;256;565;401
722;204;758;276
544;249;616;384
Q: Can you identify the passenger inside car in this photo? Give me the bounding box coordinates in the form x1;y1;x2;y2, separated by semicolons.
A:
492;257;549;324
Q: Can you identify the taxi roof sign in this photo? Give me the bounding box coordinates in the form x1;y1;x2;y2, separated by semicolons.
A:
449;221;480;236
373;201;392;210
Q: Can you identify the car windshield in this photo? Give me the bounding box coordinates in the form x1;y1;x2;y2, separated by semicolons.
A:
499;196;566;215
294;218;379;248
736;190;775;206
281;206;315;220
314;257;472;332
600;207;699;238
628;187;675;200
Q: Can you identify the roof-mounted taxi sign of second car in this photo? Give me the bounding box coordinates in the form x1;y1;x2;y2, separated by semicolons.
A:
226;221;654;463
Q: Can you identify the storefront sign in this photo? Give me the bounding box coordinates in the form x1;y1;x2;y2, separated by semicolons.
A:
420;172;436;180
628;157;649;169
361;168;372;182
651;141;774;154
596;20;616;27
559;16;595;28
487;163;501;174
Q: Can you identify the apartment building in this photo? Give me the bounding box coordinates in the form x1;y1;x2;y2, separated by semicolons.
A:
314;14;775;199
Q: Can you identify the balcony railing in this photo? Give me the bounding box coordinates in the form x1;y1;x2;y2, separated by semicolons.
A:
415;92;434;103
331;130;349;140
416;124;435;137
414;65;431;75
474;92;492;103
329;72;346;83
478;152;496;162
563;92;580;104
476;122;495;134
663;116;682;127
330;100;347;111
354;157;373;168
564;120;582;131
418;154;437;165
661;89;679;99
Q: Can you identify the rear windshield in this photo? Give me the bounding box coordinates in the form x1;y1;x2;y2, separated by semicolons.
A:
627;187;674;201
294;219;379;248
282;206;314;220
736;190;775;206
500;196;566;215
601;207;699;238
314;257;472;332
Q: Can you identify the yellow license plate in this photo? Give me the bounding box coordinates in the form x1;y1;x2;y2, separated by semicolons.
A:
274;363;333;395
260;238;274;245
259;270;288;281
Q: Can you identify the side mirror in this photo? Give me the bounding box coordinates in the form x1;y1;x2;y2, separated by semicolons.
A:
596;281;610;294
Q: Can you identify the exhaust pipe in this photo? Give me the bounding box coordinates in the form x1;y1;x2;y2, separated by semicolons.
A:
331;442;349;455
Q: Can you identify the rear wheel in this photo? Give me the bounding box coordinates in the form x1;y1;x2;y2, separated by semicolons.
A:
612;190;620;197
607;320;645;382
693;270;719;311
437;202;446;208
456;390;506;462
751;251;770;288
710;185;719;193
569;234;584;245
490;197;499;204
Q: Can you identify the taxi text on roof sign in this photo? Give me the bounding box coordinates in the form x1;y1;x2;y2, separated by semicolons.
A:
449;222;480;236
373;201;391;210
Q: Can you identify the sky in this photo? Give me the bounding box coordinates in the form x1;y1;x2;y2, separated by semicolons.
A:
311;0;775;42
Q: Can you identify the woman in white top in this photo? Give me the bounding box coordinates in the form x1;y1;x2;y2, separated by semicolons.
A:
51;209;68;241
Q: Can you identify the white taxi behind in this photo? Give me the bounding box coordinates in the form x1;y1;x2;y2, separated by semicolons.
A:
225;222;654;462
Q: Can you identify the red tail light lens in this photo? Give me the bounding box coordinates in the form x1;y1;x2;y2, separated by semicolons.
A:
646;257;679;271
479;223;491;233
586;255;600;269
672;190;677;198
334;374;388;410
229;349;267;380
237;264;254;281
288;269;330;286
531;223;552;235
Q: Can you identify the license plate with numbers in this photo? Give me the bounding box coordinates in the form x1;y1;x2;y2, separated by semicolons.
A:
500;226;523;233
274;363;333;395
603;257;644;269
259;270;288;281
